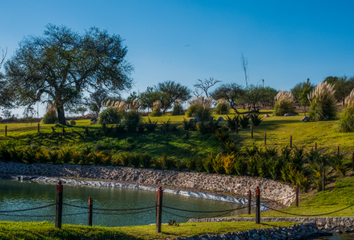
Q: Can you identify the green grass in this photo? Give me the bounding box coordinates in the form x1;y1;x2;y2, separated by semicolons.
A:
237;175;354;218
0;220;296;240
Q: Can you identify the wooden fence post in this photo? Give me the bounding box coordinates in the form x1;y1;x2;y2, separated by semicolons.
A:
250;126;253;138
255;186;260;224
295;184;299;207
55;181;63;229
235;121;238;134
5;125;7;137
290;135;292;148
156;186;163;233
315;143;317;151
322;171;325;191
337;146;340;155
38;123;40;133
264;133;266;145
248;189;251;215
88;197;93;226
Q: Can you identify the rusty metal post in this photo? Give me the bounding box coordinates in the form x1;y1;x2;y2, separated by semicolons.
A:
264;133;266;145
38;123;40;133
315;143;317;151
251;126;253;138
55;181;63;229
88;197;93;226
248;189;251;215
5;125;7;137
337;146;340;155
255;186;260;224
295;184;299;207
322;171;325;191
156;186;163;233
290;135;292;148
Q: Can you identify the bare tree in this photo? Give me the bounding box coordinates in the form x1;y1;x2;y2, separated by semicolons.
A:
241;53;248;88
193;77;222;97
0;47;7;69
192;88;203;98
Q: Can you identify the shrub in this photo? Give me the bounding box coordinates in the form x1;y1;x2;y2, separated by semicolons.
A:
160;118;171;131
215;100;228;114
273;91;296;116
295;173;311;191
308;81;337;121
186;96;213;121
290;146;304;171
196;121;209;134
329;153;348;177
269;157;285;180
247;156;258;176
115;124;126;134
225;115;240;130
212;153;224;174
338;90;354;132
257;157;270;178
172;101;184;115
280;145;292;161
118;152;131;166
150;101;162;117
250;113;262;126
137;124;145;133
234;154;247;176
239;115;250;128
139;153;152;168
160;153;175;170
186;157;196;171
41;104;58;124
245;144;259;157
223;154;235;175
182;118;196;131
202;154;214;173
123;111;141;132
98;106;121;125
145;117;158;132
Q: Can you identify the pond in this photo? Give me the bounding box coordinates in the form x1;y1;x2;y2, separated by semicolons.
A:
0;179;250;227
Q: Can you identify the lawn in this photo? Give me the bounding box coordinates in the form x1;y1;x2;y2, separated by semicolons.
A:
0;220;296;240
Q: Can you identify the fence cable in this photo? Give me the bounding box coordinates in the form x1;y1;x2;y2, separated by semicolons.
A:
163;204;250;213
93;209;154;216
0;204;55;213
261;203;354;217
63;203;155;211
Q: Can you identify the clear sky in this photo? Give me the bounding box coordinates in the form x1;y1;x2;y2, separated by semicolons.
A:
1;0;353;116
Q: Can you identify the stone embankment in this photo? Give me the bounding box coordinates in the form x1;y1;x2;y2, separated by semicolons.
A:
0;162;295;205
177;223;335;240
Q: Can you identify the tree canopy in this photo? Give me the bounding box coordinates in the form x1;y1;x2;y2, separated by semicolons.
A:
4;24;133;124
211;83;245;113
325;76;354;106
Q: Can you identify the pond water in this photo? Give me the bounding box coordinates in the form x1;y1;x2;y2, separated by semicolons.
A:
0;179;250;227
317;234;354;240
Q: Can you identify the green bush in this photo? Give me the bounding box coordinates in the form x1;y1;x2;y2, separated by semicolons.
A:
274;99;295;116
234;154;247;176
186;102;212;121
41;109;58;124
212;153;224;174
257;157;270;178
114;124;126;134
150;108;162;117
145;117;158;132
98;107;122;125
239;115;250;128
160;118;171;131
225;115;240;130
329;153;348;177
122;111;141;132
139;153;152;168
247;156;258;176
182;118;196;131
215;101;228;114
250;113;262;126
308;82;337;121
269;157;285;180
172;104;184;115
338;105;354;132
202;154;214;173
160;153;175;170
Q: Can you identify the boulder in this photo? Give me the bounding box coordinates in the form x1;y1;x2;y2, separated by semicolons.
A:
284;112;295;116
264;114;270;117
90;118;97;125
322;116;329;121
218;117;225;121
301;116;310;122
194;116;201;122
70;120;76;125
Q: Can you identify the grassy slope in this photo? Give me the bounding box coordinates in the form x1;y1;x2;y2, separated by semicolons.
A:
0;221;295;240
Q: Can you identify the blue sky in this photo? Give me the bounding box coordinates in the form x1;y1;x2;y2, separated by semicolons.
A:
1;0;353;116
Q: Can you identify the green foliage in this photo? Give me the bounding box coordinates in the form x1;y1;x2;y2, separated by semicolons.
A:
239;115;250;128
150;107;162;117
139;153;152;168
290;146;304;171
182;118;196;131
159;153;175;170
274;99;295;116
269;157;286;180
202;154;214;173
215;101;228;114
41;106;58;124
172;104;184;115
250;113;262;126
114;124;126;134
225;115;240;130
122;111;142;132
308;82;337;121
186;157;196;171
329;153;348;177
196;121;209;134
160;118;171;131
337;105;354;132
234;154;247;176
256;157;270;178
245;144;259;157
212;153;224;174
144;117;158;132
247;156;258;176
98;107;121;125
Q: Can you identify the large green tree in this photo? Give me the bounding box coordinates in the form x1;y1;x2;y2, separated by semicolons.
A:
138;87;161;111
325;76;354;106
211;83;246;113
291;79;315;115
4;24;133;124
155;81;191;114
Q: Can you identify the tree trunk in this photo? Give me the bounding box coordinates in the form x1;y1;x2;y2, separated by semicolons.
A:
57;105;66;125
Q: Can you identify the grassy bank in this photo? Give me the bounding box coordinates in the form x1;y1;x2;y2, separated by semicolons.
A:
0;220;296;240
